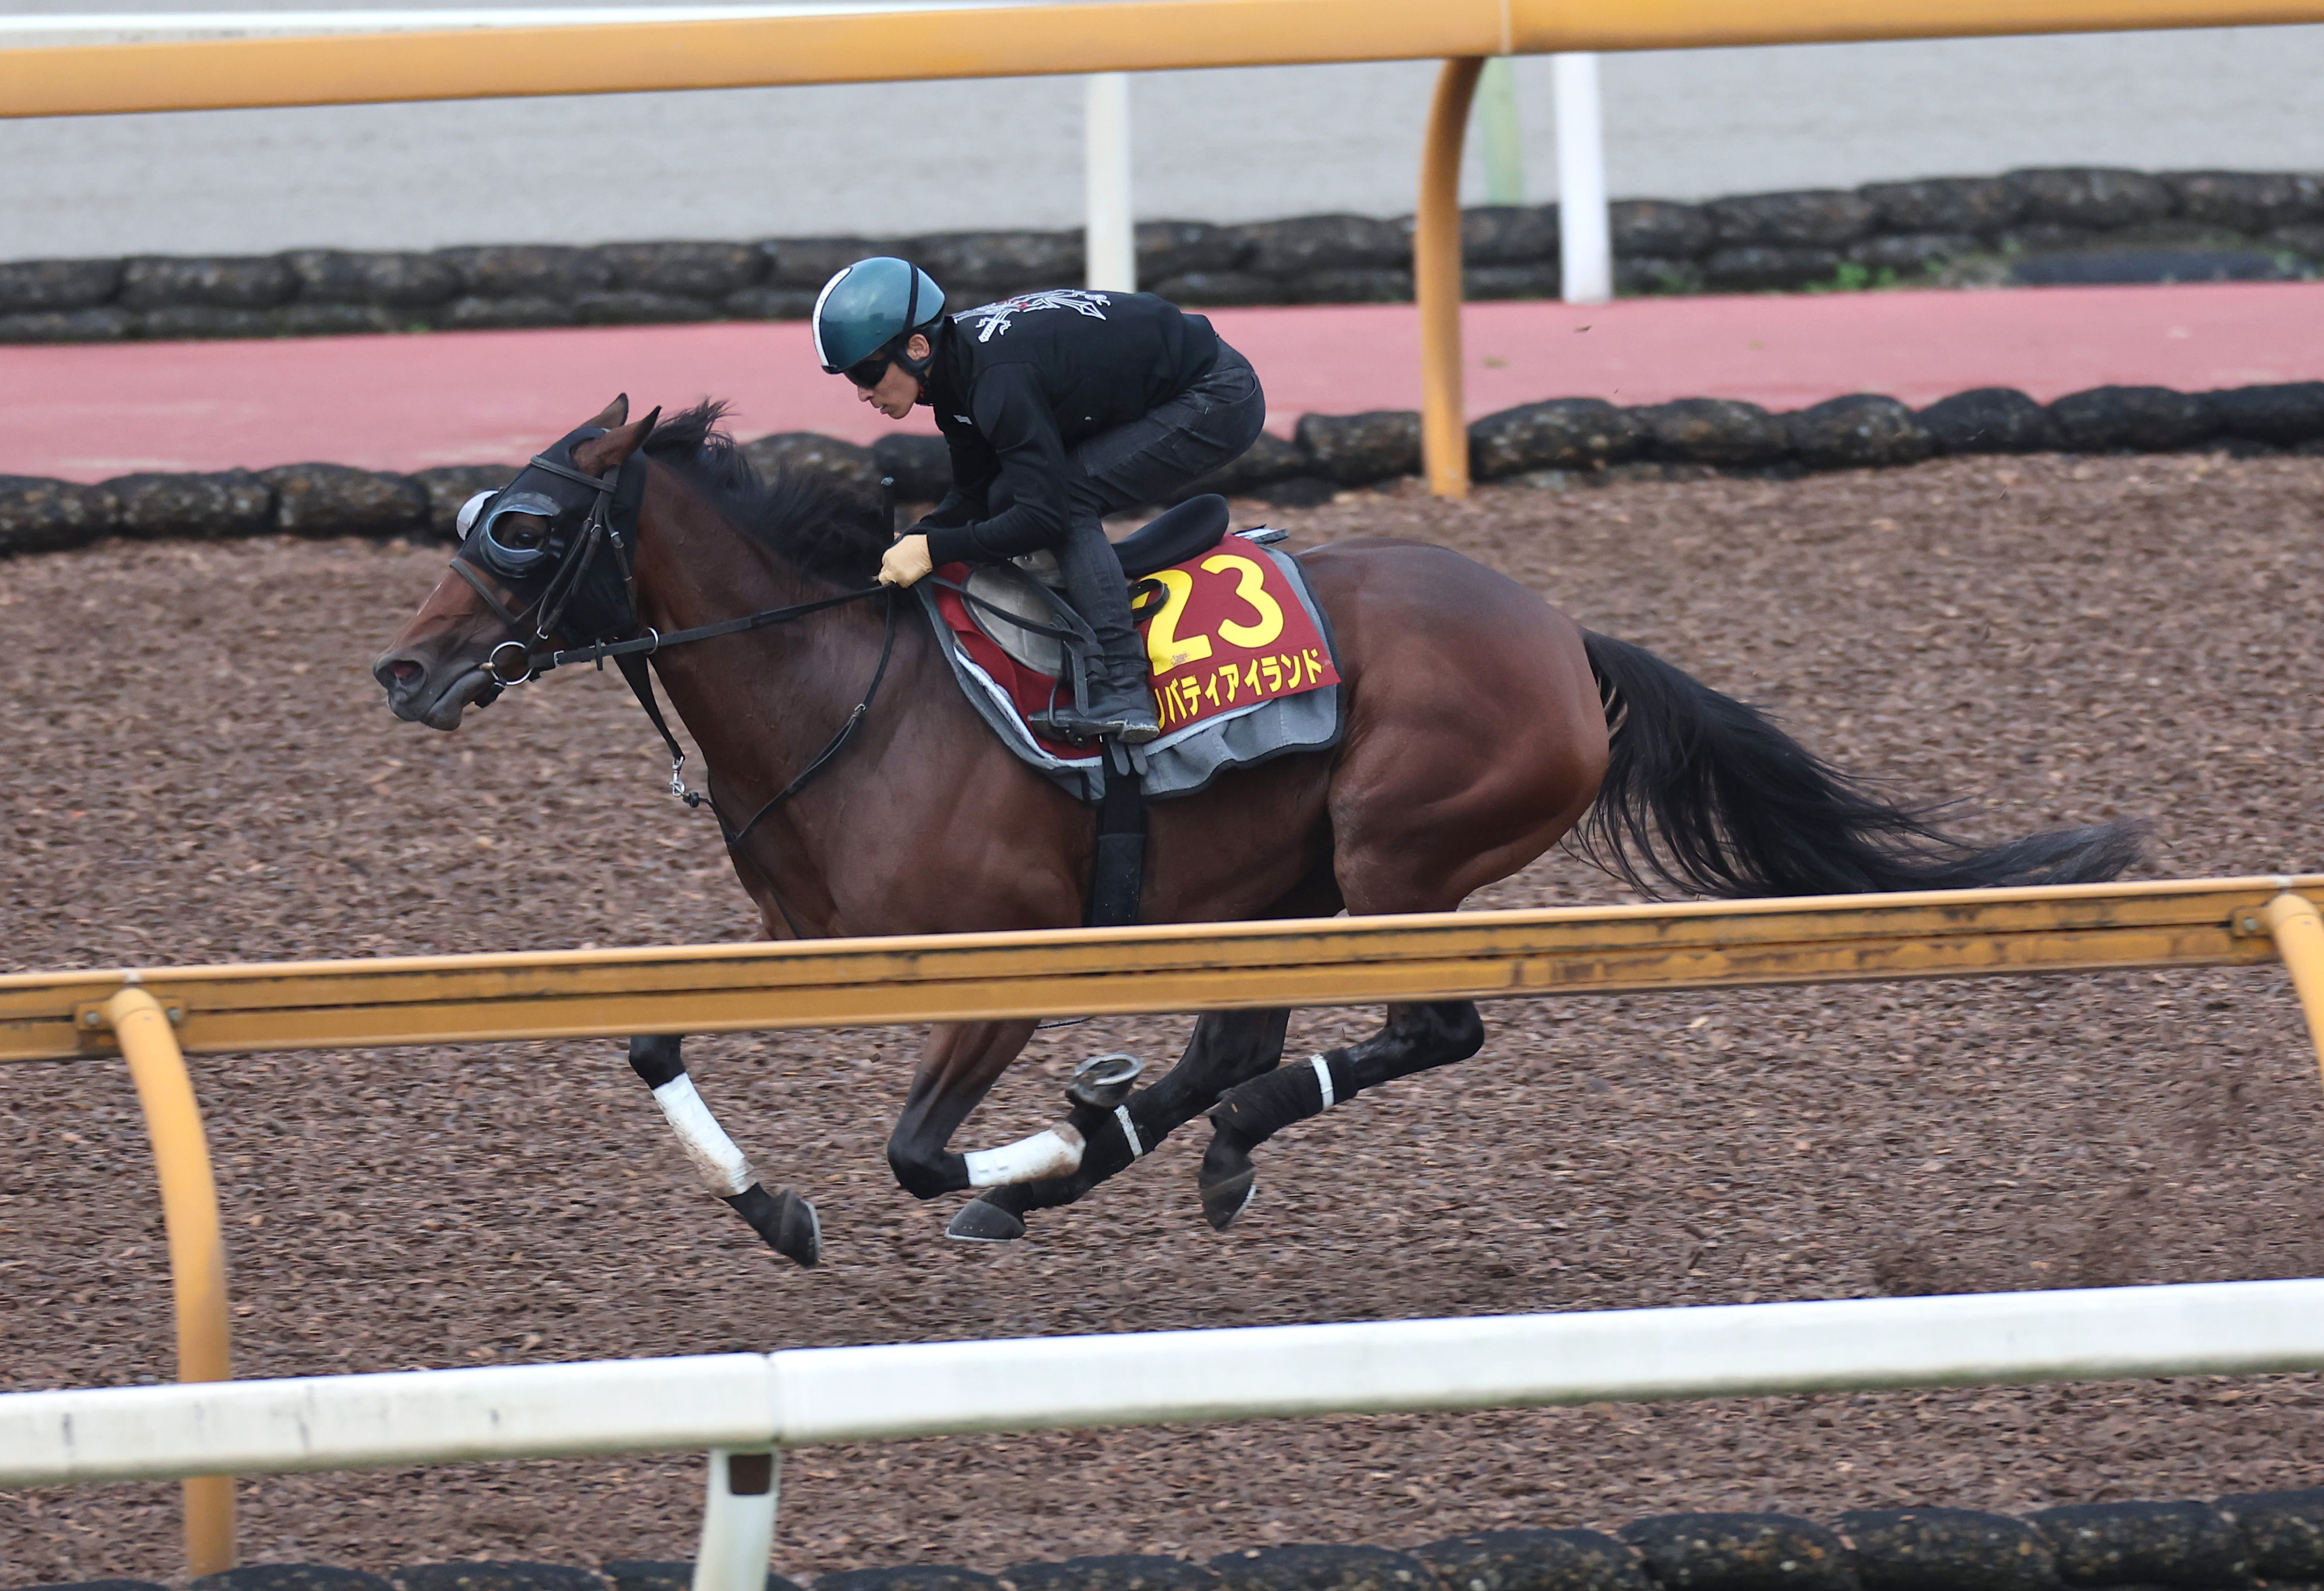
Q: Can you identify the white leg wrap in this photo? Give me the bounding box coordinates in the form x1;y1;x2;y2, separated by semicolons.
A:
1310;1053;1337;1108
962;1122;1086;1188
652;1075;755;1197
1114;1104;1145;1159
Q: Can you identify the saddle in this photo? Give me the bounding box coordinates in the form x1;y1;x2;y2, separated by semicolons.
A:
960;494;1237;678
918;496;1342;806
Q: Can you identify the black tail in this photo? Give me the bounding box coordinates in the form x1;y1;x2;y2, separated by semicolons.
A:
1577;631;2142;899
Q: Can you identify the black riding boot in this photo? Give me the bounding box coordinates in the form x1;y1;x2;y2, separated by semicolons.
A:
1049;518;1160;743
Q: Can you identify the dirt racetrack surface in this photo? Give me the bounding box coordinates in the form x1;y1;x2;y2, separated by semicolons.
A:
5;452;2324;1585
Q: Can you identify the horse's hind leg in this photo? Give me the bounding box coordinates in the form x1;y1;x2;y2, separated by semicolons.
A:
947;867;1341;1239
948;1008;1292;1240
626;1033;822;1267
1195;1000;1485;1230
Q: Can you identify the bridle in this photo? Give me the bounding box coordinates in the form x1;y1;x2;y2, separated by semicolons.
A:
451;431;646;686
448;425;895;850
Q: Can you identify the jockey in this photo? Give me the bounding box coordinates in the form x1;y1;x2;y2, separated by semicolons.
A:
814;256;1266;744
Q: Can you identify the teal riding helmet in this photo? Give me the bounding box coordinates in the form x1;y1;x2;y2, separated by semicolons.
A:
812;257;947;380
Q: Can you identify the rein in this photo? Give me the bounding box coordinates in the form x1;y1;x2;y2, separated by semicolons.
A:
488;581;887;689
619;588;899;849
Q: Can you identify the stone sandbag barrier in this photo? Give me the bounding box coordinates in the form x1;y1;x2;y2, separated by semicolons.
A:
5;378;2324;559
3;168;2323;345
27;1492;2324;1591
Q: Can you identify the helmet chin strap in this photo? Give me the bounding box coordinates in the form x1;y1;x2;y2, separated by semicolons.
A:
890;260;935;384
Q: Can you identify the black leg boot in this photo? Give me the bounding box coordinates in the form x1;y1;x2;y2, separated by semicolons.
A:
1198;1052;1356;1230
1052;518;1160;743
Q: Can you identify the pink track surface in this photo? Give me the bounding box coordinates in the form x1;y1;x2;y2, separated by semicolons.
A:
4;282;2319;482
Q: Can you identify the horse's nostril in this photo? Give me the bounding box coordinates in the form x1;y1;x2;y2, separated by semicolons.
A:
389;660;421;684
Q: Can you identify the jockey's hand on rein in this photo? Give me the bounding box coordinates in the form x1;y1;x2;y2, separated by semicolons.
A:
878;532;935;588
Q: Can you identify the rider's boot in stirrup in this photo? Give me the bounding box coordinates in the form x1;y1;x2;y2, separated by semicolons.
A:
1037;518;1163;745
1037;649;1160;745
1088;649;1163;743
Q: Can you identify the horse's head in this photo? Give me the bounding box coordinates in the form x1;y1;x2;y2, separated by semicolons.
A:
372;395;658;730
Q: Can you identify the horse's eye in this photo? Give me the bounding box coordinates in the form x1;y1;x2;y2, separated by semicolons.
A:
499;518;547;548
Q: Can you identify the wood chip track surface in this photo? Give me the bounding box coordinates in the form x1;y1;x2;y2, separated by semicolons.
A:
3;454;2322;1584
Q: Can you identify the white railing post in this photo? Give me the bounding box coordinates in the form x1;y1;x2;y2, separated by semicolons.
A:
692;1448;779;1591
1552;51;1611;304
1084;71;1135;291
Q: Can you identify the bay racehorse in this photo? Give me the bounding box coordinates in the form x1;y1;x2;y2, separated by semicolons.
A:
372;397;2138;1266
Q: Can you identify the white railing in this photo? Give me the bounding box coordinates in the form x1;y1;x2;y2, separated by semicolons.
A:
1552;53;1611;303
1084;71;1135;291
8;1280;2324;1590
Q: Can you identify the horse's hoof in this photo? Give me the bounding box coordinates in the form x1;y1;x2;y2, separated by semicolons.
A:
1200;1168;1258;1231
1066;1051;1143;1109
770;1188;822;1268
946;1197;1027;1242
725;1182;821;1268
1198;1124;1259;1231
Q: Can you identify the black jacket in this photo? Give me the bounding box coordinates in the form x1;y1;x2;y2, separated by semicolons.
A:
917;289;1220;565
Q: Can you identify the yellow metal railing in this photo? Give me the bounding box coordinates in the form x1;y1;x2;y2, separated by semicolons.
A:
1418;58;1487;498
11;877;2324;1064
90;987;237;1574
7;0;2321;495
13;874;2324;1574
8;0;2319;117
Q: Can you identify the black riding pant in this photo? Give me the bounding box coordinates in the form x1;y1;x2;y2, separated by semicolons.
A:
1054;343;1267;683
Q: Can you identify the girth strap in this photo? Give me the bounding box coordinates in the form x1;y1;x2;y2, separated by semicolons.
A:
1084;754;1146;928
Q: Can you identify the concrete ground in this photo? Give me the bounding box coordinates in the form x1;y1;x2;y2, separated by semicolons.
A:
0;10;2322;259
3;281;2319;479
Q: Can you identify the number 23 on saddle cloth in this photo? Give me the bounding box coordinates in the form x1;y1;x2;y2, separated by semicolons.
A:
919;537;1345;801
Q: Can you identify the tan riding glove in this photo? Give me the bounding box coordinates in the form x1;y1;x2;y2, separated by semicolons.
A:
877;533;935;588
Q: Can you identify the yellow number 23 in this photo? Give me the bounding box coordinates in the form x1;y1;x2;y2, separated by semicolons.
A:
1143;553;1288;674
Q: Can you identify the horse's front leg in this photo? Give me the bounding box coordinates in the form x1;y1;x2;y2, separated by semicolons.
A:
886;1018;1045;1199
627;1033;821;1267
947;1008;1292;1241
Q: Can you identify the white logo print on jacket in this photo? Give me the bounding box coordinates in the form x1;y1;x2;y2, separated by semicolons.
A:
960;289;1113;342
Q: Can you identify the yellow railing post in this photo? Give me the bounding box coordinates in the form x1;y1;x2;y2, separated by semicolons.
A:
2263;892;2324;1087
1416;55;1484;499
102;985;235;1577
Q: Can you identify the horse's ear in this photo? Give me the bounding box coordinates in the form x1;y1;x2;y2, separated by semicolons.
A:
585;393;629;429
573;406;659;475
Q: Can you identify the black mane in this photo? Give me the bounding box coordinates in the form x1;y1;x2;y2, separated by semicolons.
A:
641;401;891;585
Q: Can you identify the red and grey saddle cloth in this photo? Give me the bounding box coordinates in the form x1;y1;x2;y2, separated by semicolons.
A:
917;533;1343;801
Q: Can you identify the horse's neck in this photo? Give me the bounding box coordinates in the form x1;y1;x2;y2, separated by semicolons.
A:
626;480;898;839
632;487;827;634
